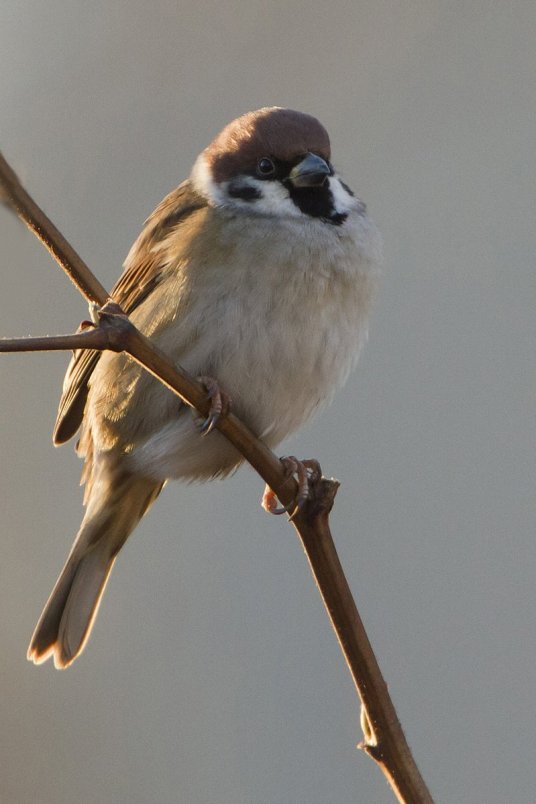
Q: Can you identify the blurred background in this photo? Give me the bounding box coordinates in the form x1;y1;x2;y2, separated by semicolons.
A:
1;1;535;802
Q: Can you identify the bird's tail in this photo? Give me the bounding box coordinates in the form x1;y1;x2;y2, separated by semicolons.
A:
28;470;163;669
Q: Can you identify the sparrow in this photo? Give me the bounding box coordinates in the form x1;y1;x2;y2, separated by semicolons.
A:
28;107;381;669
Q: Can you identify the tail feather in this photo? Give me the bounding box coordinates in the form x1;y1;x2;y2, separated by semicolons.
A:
28;471;162;669
28;544;115;669
59;547;115;666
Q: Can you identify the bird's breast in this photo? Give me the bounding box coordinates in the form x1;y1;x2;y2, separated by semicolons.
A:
166;212;379;445
88;208;379;466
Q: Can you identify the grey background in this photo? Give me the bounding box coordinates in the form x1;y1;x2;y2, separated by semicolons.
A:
1;1;535;802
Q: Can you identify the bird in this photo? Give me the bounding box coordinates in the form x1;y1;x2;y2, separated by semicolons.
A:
27;107;381;669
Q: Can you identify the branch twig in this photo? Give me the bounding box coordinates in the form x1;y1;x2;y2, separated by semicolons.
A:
0;151;108;304
0;150;433;802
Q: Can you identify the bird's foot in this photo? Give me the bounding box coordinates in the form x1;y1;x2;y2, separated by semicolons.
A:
262;456;323;519
195;376;231;435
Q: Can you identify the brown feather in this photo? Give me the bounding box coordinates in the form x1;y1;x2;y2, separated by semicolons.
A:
204;107;331;183
53;181;206;445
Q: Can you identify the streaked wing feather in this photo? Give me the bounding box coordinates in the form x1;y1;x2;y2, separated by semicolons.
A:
53;180;206;445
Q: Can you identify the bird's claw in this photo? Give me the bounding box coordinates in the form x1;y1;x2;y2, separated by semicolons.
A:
196;375;231;435
262;456;322;518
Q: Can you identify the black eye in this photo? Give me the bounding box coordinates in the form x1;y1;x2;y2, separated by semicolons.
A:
256;157;276;177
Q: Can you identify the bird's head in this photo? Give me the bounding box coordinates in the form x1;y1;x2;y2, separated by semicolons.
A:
191;107;364;227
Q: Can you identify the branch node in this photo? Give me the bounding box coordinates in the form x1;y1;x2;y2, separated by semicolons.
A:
300;475;340;522
361;742;384;763
96;301;136;352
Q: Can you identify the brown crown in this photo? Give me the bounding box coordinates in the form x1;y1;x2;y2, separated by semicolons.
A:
204;107;331;183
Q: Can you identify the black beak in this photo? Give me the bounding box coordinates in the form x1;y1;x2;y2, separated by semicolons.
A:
288;153;331;188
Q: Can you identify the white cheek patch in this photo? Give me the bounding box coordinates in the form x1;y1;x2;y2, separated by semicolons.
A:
328;175;365;217
237;178;304;218
190;154;224;204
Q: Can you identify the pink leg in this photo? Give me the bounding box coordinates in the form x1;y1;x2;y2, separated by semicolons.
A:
262;456;322;518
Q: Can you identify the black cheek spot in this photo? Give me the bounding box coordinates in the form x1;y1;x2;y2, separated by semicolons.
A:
339;180;355;197
227;180;262;201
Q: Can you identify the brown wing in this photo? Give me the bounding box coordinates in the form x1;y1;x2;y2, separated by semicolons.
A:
53;180;207;445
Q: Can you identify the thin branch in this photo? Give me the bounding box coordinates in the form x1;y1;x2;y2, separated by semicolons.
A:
0;151;434;802
294;481;433;802
0;328;110;353
0;151;109;304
